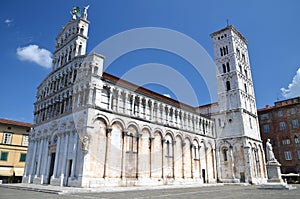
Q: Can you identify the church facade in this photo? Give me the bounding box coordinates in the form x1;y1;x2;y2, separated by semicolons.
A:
22;8;267;187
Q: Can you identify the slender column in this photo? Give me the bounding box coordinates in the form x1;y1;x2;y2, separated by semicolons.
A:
131;95;135;116
229;146;235;179
116;91;119;112
205;146;208;183
60;133;69;186
136;134;142;178
121;130;127;179
41;137;49;184
212;148;216;180
149;137;154;178
216;149;221;182
161;138;165;179
252;148;258;178
29;140;37;180
109;89;113;110
198;146;202;179
182;142;185;179
244;146;252;183
103;128;112;178
36;138;44;177
53;134;61;178
148;102;152;121
172;141;175;178
71;132;78;178
190;144;194;178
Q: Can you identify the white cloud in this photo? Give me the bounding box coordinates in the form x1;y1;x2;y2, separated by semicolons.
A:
4;19;13;26
16;45;52;68
281;68;300;98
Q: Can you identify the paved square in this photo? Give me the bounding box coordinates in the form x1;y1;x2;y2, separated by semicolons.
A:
0;184;300;199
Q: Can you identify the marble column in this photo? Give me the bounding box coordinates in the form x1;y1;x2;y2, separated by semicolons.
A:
71;132;78;178
60;133;69;186
121;130;127;179
36;138;44;177
52;134;61;178
29;140;37;182
41;137;49;184
244;146;252;183
229;146;235;179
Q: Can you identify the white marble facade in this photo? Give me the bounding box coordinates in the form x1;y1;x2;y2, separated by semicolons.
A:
22;8;267;187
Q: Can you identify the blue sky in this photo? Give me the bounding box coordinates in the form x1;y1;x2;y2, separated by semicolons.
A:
1;0;300;123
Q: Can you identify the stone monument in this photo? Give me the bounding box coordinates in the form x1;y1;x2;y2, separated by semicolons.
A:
259;139;296;189
265;139;283;183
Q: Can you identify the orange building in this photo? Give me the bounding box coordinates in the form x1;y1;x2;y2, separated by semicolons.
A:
0;118;31;183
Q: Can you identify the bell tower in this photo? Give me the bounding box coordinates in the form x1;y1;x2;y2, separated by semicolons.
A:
210;25;260;140
52;6;90;71
209;25;267;184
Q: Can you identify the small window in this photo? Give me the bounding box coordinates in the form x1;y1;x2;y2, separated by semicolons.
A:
194;145;199;160
128;134;133;152
0;151;8;161
278;110;283;117
291;108;296;115
295;136;299;144
223;148;228;161
226;62;230;72
19;153;26;162
78;45;82;55
220;48;223;56
242;54;245;62
279;122;286;131
260;113;270;120
292;120;299;129
236;48;240;57
93;66;98;75
249;117;252;129
297;150;300;160
222;64;226;73
263;124;270;133
166;140;173;157
226;81;231;91
80;28;84;35
284;151;292;160
244;83;247;93
244;70;248;78
239;65;242;73
2;133;12;144
282;139;290;145
22;135;29;146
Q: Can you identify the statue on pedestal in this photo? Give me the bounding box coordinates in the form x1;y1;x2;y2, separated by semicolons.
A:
266;138;277;163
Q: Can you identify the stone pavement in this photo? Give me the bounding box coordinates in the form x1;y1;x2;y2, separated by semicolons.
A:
0;182;224;194
0;183;299;199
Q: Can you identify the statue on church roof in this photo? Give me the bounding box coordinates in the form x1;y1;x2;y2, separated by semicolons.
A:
83;5;90;20
71;6;81;20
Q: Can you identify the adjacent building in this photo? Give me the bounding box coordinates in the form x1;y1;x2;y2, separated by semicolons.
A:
0;118;31;183
22;7;267;187
258;97;300;174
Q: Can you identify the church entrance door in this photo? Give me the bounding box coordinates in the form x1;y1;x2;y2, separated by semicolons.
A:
47;153;56;184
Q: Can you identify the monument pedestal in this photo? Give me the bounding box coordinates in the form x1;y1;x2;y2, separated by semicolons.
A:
259;161;296;190
266;161;283;183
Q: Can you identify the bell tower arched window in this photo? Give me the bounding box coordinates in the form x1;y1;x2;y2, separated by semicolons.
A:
226;81;231;91
222;64;226;73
